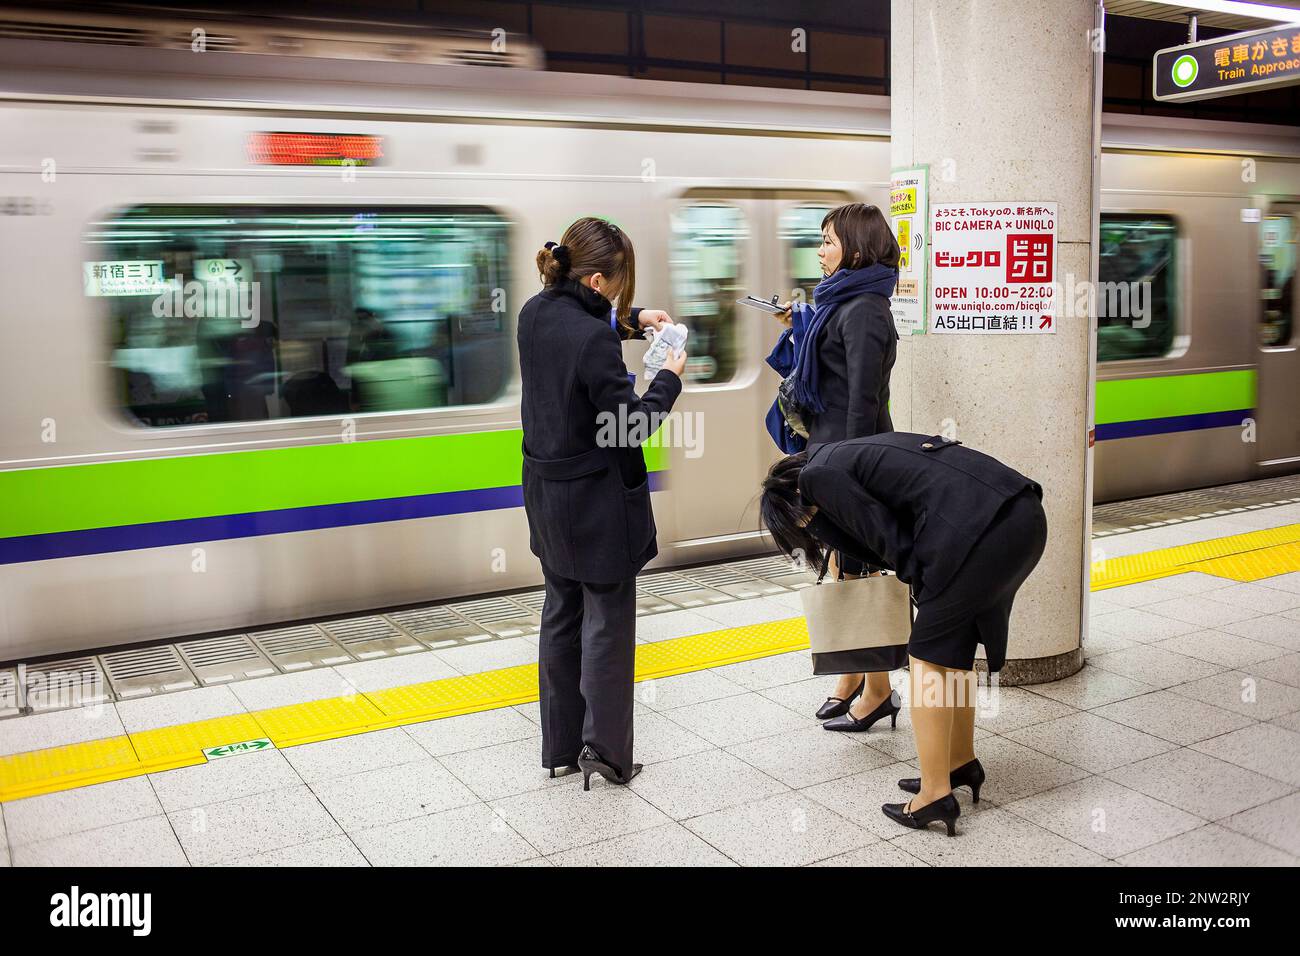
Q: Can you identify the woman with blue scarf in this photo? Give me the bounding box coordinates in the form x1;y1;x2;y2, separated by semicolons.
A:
763;203;902;730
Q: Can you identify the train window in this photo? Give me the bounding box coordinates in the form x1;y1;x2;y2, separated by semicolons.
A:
670;203;747;383
1259;215;1295;348
1096;214;1178;362
781;205;832;306
86;206;511;427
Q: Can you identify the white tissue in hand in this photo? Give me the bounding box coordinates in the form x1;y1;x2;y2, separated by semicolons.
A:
643;323;688;380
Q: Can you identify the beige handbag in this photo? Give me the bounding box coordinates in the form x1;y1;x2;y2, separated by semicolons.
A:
800;559;913;675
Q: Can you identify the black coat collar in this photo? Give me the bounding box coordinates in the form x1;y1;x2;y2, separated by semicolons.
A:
545;277;612;319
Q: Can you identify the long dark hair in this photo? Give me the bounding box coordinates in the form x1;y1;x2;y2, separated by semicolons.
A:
760;452;824;571
536;216;637;329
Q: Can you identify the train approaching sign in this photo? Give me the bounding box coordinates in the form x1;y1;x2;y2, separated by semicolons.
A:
1154;24;1300;102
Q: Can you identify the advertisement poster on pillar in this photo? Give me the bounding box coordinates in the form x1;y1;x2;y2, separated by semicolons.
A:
889;165;928;335
930;202;1058;334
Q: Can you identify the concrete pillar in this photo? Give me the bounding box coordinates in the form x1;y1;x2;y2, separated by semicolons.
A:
890;0;1101;683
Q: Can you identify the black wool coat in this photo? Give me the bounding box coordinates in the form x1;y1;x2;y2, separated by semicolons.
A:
518;279;682;583
799;432;1043;602
806;292;898;444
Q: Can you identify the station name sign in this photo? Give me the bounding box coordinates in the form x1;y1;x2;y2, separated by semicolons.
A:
1154;23;1300;102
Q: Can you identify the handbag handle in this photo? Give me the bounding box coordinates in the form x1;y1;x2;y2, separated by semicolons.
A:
815;550;850;584
815;548;917;618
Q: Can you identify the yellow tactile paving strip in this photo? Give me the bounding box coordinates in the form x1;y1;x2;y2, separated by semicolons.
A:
3;523;1298;804
1091;523;1300;588
0;618;810;802
1187;541;1300;583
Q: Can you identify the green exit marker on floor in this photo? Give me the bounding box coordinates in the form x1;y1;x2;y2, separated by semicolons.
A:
203;738;275;760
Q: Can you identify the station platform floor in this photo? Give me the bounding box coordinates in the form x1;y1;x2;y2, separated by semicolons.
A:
2;477;1300;867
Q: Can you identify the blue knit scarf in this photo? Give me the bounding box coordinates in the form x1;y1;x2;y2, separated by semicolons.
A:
788;263;899;414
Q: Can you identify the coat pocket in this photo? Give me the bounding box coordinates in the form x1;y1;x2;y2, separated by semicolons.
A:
523;459;613;575
565;465;620;565
622;477;656;561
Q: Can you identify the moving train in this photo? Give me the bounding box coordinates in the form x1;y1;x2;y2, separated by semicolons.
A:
1;9;1298;660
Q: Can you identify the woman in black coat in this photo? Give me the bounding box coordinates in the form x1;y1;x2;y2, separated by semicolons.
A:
768;203;901;726
760;433;1047;835
518;216;687;790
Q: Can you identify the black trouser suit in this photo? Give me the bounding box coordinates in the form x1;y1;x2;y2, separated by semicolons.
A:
517;279;682;776
537;573;638;770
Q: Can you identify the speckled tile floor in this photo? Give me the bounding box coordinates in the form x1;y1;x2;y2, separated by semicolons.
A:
4;508;1299;866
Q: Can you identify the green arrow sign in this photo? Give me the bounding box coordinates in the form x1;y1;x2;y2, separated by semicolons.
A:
203;738;275;760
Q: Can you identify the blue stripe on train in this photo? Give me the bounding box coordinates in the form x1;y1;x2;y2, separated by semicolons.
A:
1095;409;1252;442
0;472;667;565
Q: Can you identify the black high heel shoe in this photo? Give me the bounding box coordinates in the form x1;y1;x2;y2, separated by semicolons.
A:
898;758;985;803
882;793;961;836
815;677;865;720
821;689;901;732
576;745;642;791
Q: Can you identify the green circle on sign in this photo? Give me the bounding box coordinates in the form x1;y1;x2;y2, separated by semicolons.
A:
1172;54;1198;88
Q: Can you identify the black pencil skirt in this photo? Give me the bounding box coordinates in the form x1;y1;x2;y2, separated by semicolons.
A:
908;488;1048;673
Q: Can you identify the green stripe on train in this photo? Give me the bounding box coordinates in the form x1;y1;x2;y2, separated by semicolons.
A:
1095;370;1255;426
0;429;670;539
0;369;1252;540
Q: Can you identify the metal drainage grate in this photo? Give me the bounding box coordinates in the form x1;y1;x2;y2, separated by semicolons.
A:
164;30;245;52
506;590;547;616
100;644;197;698
0;19;151;45
320;616;423;659
634;587;679;615
510;585;709;619
386;605;485;648
21;657;112;711
251;624;353;671
677;564;786;599
448;596;541;638
1094;475;1300;529
636;571;731;608
178;634;277;685
730;555;817;590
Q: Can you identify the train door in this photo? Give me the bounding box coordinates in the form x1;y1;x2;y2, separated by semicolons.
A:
1257;208;1300;471
659;193;762;555
663;189;855;557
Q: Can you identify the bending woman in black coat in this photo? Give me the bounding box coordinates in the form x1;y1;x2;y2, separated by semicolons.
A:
760;433;1048;836
518;216;687;790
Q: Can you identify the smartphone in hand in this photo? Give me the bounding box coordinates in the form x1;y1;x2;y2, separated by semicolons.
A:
736;294;786;315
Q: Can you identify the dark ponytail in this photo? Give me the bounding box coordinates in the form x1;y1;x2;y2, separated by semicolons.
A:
535;241;571;287
536;216;637;327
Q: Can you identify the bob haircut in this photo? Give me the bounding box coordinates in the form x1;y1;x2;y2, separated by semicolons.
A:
822;203;901;271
